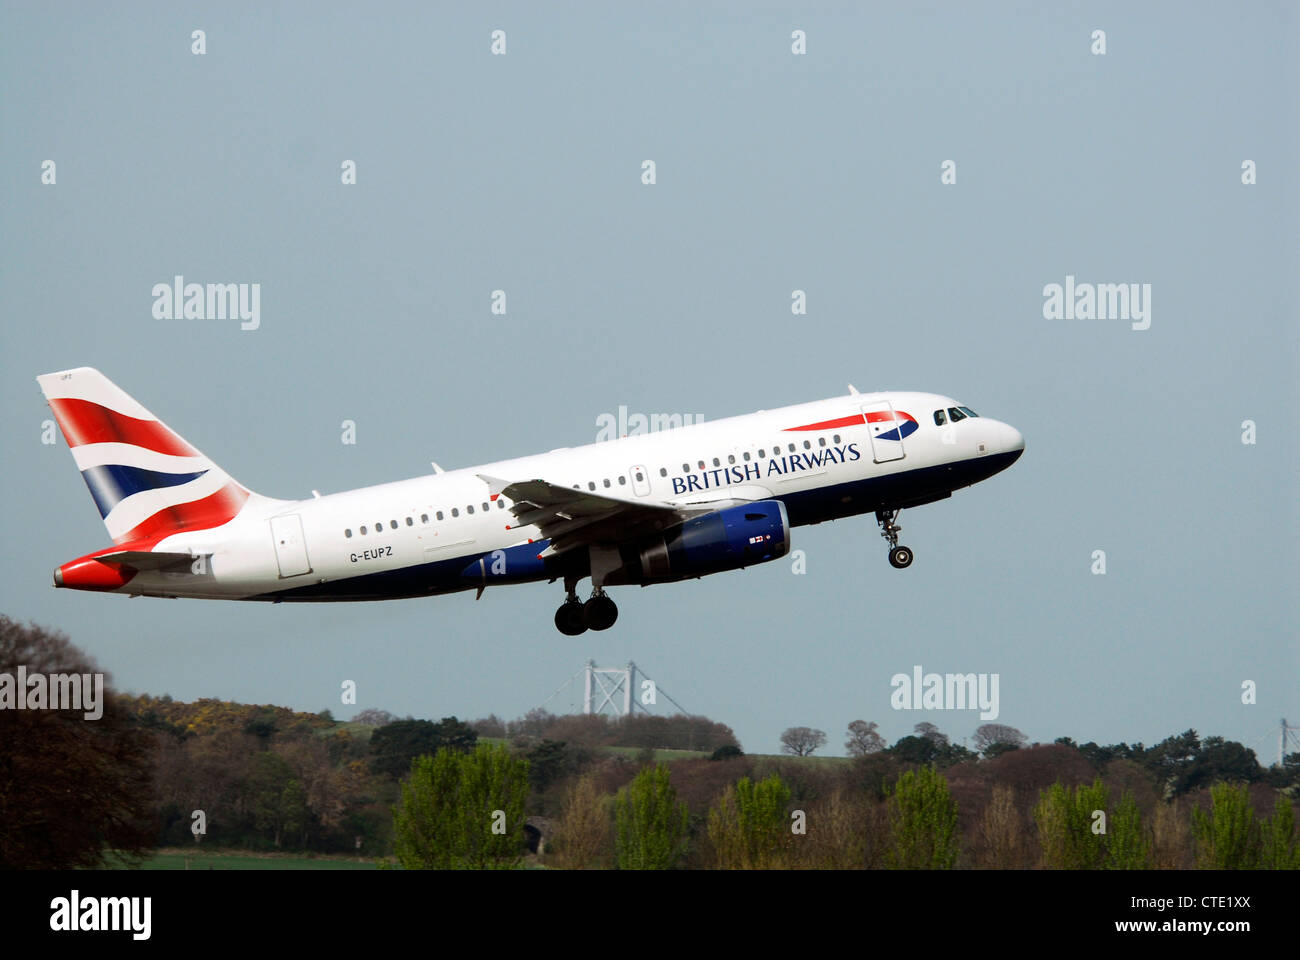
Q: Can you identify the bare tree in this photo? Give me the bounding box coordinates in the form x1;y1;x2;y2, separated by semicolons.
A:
780;726;827;757
972;723;1027;755
350;708;394;726
845;720;886;757
914;722;949;745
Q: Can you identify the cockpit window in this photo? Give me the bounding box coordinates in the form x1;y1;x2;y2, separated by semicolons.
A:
933;409;946;426
947;407;966;422
958;406;979;418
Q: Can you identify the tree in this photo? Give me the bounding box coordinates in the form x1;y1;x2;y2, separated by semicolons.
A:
707;774;792;869
351;708;395;727
247;752;309;848
614;764;689;869
779;726;827;757
0;616;155;869
972;723;1027;756
1258;794;1300;870
553;774;612;869
1106;792;1152;869
845;720;885;757
470;713;507;738
391;743;529;869
976;784;1023;868
885;766;959;869
914;722;949;745
1034;779;1109;869
369;716;477;779
1192;782;1260;869
710;744;743;761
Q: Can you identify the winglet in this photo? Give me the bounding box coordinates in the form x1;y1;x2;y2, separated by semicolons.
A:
847;384;860;395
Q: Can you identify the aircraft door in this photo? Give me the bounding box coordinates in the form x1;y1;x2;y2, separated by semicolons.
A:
270;514;313;578
861;401;907;463
630;465;651;497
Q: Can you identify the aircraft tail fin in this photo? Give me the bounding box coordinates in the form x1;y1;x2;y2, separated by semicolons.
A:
37;367;258;545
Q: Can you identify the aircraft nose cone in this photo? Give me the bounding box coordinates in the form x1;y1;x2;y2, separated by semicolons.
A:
1002;423;1025;461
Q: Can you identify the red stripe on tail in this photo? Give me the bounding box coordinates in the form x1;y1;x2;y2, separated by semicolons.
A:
48;398;199;456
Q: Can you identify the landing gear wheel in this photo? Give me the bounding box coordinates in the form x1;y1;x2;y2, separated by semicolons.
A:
877;509;911;568
584;593;618;631
554;599;588;636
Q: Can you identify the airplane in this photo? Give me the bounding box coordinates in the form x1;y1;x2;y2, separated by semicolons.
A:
37;367;1024;635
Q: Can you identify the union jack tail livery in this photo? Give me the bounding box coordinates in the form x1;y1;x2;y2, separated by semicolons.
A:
37;367;258;548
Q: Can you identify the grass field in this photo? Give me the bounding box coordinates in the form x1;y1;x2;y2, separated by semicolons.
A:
105;848;379;870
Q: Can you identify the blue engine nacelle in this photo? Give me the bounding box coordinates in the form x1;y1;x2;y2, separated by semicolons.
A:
636;499;790;582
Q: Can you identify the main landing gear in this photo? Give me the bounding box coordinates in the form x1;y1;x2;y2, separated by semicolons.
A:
876;509;914;569
554;576;619;635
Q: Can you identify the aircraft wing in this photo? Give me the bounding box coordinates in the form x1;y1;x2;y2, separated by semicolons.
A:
477;474;740;558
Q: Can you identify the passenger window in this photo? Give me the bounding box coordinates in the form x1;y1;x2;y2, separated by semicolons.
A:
788;443;796;453
467;505;474;514
360;526;367;535
421;513;429;523
833;434;841;444
743;452;750;461
482;502;488;511
818;437;826;447
436;511;444;521
603;479;611;488
803;440;811;449
451;508;459;518
345;529;353;538
497;500;505;509
588;481;596;490
375;521;383;532
682;463;690;473
618;476;626;485
759;449;766;458
406;517;413;526
698;460;705;470
658;468;667;477
712;457;720;467
948;407;966;422
934;409;946;426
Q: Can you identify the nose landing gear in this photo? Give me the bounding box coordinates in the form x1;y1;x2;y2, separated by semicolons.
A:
876;509;914;569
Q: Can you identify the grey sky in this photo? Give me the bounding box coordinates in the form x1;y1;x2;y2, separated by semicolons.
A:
2;2;1295;758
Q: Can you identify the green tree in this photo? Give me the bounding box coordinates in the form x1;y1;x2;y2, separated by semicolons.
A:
707;774;792;869
391;742;529;869
1258;795;1300;870
1034;778;1109;869
248;752;309;848
1191;782;1259;869
1106;791;1152;869
370;716;478;779
614;764;689;870
885;767;959;869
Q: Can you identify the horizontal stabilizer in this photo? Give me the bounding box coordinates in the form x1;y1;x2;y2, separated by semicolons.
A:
92;550;206;571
